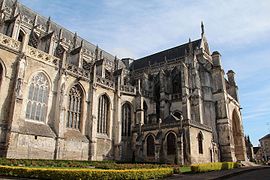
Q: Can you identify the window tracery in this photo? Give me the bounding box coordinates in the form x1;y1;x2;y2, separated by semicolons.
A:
66;84;83;129
122;103;131;137
97;94;109;134
26;73;49;121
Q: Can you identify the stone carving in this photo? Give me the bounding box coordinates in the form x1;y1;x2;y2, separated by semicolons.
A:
27;46;59;66
120;85;136;94
66;64;89;79
0;33;21;51
15;78;23;98
96;75;114;89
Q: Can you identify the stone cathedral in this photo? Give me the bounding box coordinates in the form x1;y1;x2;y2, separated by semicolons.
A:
0;0;247;165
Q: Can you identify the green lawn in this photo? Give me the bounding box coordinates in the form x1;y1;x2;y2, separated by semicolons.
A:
179;166;191;173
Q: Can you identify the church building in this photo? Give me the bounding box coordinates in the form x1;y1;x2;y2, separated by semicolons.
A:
0;0;247;164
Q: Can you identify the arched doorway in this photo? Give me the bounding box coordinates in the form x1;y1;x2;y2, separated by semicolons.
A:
167;132;176;155
232;110;245;161
146;135;155;157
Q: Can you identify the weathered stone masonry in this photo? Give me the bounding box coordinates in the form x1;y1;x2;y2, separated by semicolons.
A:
0;0;247;164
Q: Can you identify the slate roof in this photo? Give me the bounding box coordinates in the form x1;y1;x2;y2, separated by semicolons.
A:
131;39;201;70
162;114;180;124
4;0;116;62
260;134;270;140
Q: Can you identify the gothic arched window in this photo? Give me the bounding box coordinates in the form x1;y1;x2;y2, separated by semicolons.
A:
18;30;25;42
143;101;148;124
198;132;204;154
26;73;49;121
173;111;182;120
167;133;176;155
66;85;83;129
97;94;110;134
147;135;155;157
122;103;131;137
172;73;182;94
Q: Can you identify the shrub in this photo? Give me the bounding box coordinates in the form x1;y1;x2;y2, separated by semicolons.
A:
0;158;170;169
0;166;174;180
191;162;239;173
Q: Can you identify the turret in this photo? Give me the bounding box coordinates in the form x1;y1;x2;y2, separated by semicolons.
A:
226;70;239;101
212;51;222;67
227;70;236;86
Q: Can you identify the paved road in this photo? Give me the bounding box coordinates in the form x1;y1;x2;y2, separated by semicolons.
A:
225;168;270;180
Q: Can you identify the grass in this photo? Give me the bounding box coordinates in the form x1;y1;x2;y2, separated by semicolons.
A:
179;166;192;173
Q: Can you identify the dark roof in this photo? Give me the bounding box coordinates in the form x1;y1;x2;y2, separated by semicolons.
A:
131;39;201;70
5;0;115;62
162;114;179;124
253;147;261;154
260;134;270;140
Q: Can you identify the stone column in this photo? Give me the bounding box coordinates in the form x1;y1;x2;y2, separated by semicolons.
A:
113;75;122;160
88;64;98;160
181;63;191;120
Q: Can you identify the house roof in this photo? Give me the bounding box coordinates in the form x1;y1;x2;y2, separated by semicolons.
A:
260;134;270;141
130;39;201;70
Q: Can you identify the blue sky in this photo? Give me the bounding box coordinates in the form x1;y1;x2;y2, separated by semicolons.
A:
20;0;270;146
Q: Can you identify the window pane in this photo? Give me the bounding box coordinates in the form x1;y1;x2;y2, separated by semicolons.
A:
38;87;43;102
26;101;31;118
28;83;34;100
36;103;41;121
33;86;39;101
31;102;36;119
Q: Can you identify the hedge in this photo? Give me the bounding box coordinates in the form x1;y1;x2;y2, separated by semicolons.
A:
0;158;169;169
191;162;239;173
0;166;174;179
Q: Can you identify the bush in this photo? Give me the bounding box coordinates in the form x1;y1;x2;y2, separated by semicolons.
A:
0;165;174;179
191;162;239;173
0;158;170;169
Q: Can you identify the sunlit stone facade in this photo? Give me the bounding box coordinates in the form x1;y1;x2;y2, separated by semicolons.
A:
0;0;247;164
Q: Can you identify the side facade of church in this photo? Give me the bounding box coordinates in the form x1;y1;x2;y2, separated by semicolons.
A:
0;0;247;165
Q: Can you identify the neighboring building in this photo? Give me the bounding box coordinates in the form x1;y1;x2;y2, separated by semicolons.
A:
259;134;270;161
0;0;247;164
253;146;264;163
245;136;254;161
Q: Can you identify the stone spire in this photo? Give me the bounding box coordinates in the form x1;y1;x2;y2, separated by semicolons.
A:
73;32;77;48
201;21;205;37
0;0;6;11
11;0;18;16
58;28;63;41
33;15;38;26
46;16;51;33
95;45;99;60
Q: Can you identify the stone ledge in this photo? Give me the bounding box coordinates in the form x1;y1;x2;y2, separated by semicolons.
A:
17;121;56;138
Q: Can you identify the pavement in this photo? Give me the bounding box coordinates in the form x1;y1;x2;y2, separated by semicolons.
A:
165;166;270;180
